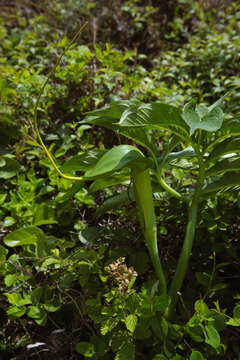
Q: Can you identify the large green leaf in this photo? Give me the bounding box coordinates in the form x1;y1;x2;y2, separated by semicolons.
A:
4;226;44;247
202;172;240;195
125;314;138;333
205;118;240;153
120;127;158;158
207;137;240;162
183;99;224;135
118;102;189;141
204;324;220;349
167;146;196;161
83;101;158;157
84;145;151;179
0;155;20;179
206;157;240;176
83;100;134;129
90;172;130;193
60;150;106;173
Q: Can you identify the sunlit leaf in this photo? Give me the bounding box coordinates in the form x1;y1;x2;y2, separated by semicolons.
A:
125;314;138;333
204;324;220;349
84;145;151;179
183;99;224;135
76;342;95;357
118;102;189;141
190;350;205;360
4;226;44;247
60;150;106;173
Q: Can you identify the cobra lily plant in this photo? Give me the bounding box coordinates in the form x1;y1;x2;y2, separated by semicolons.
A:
34;28;239;317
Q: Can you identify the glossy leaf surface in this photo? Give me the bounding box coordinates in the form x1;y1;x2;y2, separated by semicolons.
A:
84;145;151;179
4;226;44;247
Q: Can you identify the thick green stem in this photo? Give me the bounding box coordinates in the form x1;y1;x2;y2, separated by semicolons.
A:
132;167;167;294
168;157;205;317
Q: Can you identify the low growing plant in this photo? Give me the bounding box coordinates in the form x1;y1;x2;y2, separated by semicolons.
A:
32;27;240;320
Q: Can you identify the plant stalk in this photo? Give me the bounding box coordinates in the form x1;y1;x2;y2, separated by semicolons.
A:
156;173;183;200
33;23;88;181
168;156;205;317
132;167;167;294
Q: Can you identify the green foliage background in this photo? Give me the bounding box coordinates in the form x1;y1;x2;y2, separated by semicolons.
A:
1;0;240;359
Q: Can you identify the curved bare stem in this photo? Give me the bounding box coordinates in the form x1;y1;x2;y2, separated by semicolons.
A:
33;22;88;181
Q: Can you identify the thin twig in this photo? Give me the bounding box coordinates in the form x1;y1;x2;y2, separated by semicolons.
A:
177;291;191;319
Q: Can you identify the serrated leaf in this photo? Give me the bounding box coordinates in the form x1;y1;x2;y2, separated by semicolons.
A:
125;314;138;333
226;318;240;326
84;145;150;179
4;226;44;247
204;324;220;349
110;331;129;351
101;317;119;335
115;341;135;360
7;305;26;318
